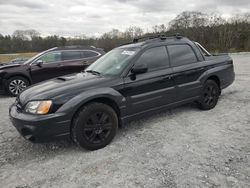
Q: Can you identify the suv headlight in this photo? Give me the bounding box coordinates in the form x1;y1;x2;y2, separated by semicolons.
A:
25;100;52;114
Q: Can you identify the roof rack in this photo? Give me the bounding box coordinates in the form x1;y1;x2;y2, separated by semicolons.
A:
119;33;183;47
132;34;168;43
134;33;183;43
59;45;97;49
54;45;101;50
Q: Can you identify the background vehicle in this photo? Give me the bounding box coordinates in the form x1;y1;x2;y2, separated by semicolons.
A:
9;34;235;150
0;46;105;96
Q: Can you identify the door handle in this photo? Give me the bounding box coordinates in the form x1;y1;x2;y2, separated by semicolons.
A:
82;60;88;65
171;73;182;78
184;70;196;75
158;75;172;83
196;67;205;71
163;75;172;80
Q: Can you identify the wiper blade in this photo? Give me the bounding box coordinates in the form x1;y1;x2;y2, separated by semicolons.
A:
86;70;101;75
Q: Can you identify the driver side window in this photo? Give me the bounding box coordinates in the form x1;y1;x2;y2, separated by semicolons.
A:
135;46;170;72
36;52;61;64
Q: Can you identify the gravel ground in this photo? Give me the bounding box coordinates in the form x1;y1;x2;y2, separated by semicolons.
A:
0;54;250;188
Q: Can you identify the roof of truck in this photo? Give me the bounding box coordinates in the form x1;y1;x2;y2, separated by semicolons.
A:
118;34;191;49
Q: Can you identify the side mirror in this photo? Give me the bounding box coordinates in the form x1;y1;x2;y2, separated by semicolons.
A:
36;59;43;67
131;64;148;74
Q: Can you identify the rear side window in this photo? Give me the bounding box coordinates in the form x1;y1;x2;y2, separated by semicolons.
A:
62;51;81;61
135;46;169;71
83;51;99;58
167;44;197;67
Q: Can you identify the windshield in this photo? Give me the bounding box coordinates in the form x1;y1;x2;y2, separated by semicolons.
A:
86;48;139;76
24;51;45;64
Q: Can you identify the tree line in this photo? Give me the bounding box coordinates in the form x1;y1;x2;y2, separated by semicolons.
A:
0;11;250;54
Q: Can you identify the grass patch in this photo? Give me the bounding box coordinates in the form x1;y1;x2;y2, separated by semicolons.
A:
0;52;38;63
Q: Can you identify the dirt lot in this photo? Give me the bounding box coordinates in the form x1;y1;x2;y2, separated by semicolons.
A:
0;54;249;188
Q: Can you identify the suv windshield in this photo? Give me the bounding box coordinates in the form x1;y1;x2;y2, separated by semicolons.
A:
24;51;46;64
86;48;139;76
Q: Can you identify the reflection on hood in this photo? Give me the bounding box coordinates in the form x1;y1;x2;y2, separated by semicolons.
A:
0;63;21;70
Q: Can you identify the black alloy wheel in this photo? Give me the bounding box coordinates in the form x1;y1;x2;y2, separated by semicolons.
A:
198;80;220;110
83;111;113;144
72;102;118;150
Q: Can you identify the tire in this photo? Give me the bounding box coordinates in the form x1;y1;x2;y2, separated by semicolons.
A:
6;76;29;97
71;102;118;150
197;80;220;110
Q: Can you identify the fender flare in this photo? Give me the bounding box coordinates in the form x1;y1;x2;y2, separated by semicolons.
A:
57;87;126;118
5;73;32;84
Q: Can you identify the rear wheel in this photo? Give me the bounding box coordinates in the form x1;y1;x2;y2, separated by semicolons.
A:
198;80;220;110
6;76;29;96
72;102;118;150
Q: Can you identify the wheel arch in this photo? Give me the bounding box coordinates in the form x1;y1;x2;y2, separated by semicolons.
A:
70;96;122;134
6;74;32;85
82;97;121;118
206;75;221;88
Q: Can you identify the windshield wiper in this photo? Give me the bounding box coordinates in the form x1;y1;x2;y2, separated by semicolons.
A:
85;70;101;75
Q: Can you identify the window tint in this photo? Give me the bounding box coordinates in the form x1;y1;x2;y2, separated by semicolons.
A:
135;46;169;71
62;51;81;61
167;44;197;67
83;51;99;58
37;52;61;63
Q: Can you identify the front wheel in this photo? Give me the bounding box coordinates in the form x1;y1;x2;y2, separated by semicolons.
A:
6;76;29;96
71;102;118;150
197;80;220;110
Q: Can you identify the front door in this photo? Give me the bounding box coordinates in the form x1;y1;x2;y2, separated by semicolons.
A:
121;46;176;116
30;51;63;83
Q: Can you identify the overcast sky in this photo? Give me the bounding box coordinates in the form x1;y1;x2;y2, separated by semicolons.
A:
0;0;250;37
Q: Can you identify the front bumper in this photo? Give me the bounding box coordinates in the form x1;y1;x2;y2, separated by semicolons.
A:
9;104;71;142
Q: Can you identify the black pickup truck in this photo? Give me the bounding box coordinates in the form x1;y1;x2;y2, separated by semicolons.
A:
9;35;235;150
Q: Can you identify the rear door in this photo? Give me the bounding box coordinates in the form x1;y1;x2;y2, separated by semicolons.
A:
167;44;206;101
83;50;101;66
122;46;176;116
61;50;86;75
61;50;101;75
30;51;63;83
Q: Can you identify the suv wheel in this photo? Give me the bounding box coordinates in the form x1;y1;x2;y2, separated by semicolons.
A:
7;76;29;96
198;80;220;110
72;102;118;150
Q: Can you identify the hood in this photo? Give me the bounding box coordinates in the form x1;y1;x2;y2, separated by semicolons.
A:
0;63;22;70
19;72;115;104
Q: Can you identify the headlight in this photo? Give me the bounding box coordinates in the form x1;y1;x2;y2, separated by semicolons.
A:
25;100;52;114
